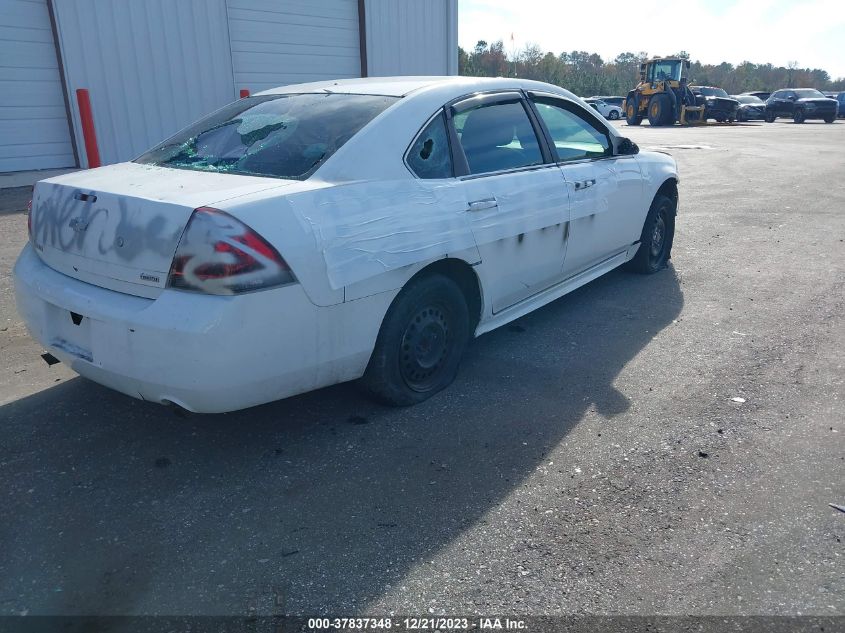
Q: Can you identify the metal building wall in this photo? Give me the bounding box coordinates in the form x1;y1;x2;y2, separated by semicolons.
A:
0;0;75;172
51;0;235;167
228;0;361;94
363;0;458;77
20;0;457;170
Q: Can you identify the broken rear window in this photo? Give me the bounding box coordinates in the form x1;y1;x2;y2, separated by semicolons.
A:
135;93;399;180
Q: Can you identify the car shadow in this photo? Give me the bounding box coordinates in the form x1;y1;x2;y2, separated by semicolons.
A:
0;266;683;615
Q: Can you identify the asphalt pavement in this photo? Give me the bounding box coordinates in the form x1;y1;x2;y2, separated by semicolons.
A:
0;119;842;618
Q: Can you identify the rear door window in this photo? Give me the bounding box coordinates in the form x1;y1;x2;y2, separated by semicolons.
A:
453;100;543;175
136;93;398;180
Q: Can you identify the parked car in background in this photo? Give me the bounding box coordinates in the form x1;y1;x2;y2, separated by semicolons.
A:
590;96;625;109
692;86;739;122
742;91;771;101
732;94;767;121
15;76;678;413
583;98;623;120
765;88;838;123
836;92;845;118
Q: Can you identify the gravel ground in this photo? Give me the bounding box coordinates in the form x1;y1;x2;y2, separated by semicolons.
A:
0;120;842;618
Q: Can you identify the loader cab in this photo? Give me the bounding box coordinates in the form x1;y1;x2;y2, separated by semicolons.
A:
645;59;687;84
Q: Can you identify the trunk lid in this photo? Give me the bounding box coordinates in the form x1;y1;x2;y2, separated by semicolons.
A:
30;163;293;298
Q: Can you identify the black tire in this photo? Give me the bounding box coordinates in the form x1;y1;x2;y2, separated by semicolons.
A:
360;274;470;406
626;101;642;126
793;109;805;123
625;194;676;274
737;111;745;122
765;110;776;123
608;110;619;120
824;114;835;123
648;94;673;126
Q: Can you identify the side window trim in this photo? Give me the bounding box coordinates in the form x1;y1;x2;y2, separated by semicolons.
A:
446;92;554;179
526;91;614;163
403;108;456;180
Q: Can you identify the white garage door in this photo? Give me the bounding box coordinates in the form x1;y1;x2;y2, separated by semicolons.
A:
0;0;75;172
228;0;362;93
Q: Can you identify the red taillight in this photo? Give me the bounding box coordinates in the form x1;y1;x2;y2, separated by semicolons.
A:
167;207;295;295
26;199;33;240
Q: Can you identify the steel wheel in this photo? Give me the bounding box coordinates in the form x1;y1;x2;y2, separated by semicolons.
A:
400;304;452;392
361;274;470;406
649;210;667;266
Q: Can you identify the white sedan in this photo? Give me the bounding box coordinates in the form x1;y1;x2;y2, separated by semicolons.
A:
15;76;679;413
583;98;624;120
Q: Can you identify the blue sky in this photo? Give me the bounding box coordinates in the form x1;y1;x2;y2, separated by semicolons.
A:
459;0;845;79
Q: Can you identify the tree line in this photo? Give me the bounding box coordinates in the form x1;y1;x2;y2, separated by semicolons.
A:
458;41;845;97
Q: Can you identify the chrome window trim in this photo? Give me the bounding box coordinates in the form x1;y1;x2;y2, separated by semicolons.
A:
458;162;559;182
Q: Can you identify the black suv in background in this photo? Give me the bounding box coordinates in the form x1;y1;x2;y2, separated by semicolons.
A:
765;89;838;123
837;93;845;118
692;86;739;122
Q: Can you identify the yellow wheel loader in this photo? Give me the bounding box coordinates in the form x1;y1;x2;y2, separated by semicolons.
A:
625;57;705;126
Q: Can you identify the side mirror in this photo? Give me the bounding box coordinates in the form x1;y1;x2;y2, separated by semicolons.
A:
617;137;639;156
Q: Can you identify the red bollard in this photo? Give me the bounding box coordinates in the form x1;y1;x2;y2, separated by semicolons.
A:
75;89;101;168
240;89;250;98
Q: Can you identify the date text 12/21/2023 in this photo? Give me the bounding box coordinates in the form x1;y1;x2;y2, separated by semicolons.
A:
305;617;527;630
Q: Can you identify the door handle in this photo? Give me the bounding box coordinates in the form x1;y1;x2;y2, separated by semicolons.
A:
467;198;498;212
573;179;596;190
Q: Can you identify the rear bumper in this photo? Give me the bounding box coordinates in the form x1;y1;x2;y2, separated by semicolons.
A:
13;245;390;413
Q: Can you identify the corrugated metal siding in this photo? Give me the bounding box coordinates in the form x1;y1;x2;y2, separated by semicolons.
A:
51;0;235;166
227;0;361;93
364;0;457;77
0;0;75;172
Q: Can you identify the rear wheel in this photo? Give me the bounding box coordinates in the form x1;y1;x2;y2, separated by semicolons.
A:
793;109;805;123
360;274;470;406
824;114;835;123
765;110;776;122
648;94;673;126
625;194;676;274
626;101;642;126
608;109;620;120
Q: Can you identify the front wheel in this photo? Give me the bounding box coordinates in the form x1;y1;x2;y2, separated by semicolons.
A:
765;111;775;123
626;102;642;126
793;109;805;123
360;274;470;406
608;110;620;120
648;94;673;126
824;114;835;123
625;194;676;274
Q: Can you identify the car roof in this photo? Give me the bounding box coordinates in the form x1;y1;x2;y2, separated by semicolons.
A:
255;76;465;97
254;75;581;101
